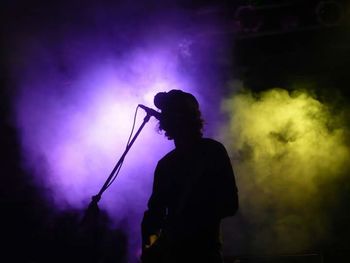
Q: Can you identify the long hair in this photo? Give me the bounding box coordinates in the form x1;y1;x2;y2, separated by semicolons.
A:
158;107;204;140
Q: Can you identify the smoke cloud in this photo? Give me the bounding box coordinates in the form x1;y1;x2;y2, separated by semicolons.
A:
6;2;230;261
221;86;350;254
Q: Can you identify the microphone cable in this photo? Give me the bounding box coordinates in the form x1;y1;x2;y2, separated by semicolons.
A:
105;105;141;190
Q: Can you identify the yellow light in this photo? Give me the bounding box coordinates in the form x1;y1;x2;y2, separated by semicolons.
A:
221;87;350;253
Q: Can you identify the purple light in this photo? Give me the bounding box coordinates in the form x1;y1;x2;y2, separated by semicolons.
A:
14;44;194;211
11;32;220;262
10;6;227;260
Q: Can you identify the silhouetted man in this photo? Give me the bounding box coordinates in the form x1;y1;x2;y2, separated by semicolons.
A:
141;90;238;263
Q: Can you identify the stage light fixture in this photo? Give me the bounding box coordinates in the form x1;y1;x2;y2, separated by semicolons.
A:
315;1;344;26
234;5;263;33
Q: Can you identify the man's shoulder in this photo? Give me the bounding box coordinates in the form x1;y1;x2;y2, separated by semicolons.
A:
201;138;227;152
157;138;228;164
158;149;177;164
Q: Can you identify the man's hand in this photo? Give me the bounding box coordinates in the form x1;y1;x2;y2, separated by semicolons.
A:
145;234;159;249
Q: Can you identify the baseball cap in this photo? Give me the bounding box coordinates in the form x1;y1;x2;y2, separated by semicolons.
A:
153;90;199;114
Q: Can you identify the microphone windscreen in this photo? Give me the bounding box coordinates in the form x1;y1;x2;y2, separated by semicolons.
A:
154;92;167;110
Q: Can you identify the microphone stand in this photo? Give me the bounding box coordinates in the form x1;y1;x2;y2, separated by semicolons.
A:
79;113;152;261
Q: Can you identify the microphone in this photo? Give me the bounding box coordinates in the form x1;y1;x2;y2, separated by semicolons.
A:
138;104;161;120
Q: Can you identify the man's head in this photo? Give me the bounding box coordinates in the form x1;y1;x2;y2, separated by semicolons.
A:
154;90;203;140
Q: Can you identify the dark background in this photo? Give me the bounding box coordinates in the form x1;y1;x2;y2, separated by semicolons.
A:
1;0;349;262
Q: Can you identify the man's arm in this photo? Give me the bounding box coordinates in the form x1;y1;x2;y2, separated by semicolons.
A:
212;142;239;218
141;162;167;248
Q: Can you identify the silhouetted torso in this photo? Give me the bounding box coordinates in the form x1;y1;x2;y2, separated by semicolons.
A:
142;138;238;263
